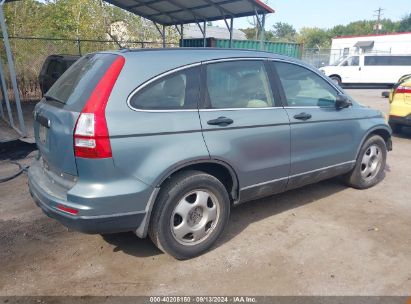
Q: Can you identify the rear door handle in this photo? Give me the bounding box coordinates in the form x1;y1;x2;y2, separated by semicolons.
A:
207;116;234;126
293;112;312;121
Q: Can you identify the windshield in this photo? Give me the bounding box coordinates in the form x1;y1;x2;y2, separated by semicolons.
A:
331;56;348;66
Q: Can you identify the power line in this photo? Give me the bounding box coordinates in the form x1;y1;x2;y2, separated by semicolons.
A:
373;7;384;34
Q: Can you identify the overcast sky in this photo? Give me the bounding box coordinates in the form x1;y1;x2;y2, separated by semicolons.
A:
214;0;410;30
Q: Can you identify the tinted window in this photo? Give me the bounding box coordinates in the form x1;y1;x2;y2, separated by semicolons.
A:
275;62;338;107
365;56;411;66
391;56;411;65
130;67;200;110
46;53;118;105
205;61;274;109
365;56;389;66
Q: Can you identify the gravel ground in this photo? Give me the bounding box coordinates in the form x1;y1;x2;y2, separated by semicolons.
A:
0;89;410;296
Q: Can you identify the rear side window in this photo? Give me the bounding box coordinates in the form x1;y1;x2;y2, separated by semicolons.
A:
365;56;389;66
45;53;118;107
365;56;411;66
129;67;200;110
205;60;274;109
275;61;338;107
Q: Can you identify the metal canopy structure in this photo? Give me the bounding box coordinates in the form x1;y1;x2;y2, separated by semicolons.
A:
104;0;274;48
0;0;26;138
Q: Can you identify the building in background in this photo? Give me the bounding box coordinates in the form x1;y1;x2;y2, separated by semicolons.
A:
329;32;411;64
183;24;246;40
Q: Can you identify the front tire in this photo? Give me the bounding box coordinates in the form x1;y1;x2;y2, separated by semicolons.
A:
330;75;342;86
149;170;230;259
343;135;387;189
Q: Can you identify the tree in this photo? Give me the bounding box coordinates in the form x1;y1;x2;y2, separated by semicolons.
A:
240;27;273;41
298;27;332;49
398;14;411;32
240;27;257;40
271;22;296;41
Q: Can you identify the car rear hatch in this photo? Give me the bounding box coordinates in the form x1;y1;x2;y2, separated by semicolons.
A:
34;53;124;176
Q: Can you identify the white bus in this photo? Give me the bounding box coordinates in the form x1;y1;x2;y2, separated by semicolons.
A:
319;55;411;86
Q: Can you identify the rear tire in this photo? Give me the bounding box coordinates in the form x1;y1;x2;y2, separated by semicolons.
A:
343;135;387;189
149;170;230;260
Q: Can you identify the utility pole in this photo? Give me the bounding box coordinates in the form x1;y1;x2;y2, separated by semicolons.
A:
374;7;384;34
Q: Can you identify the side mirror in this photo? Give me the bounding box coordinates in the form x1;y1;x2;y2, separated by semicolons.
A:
335;94;352;110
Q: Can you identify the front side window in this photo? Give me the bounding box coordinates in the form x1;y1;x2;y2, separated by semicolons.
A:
274;62;338;107
341;56;359;66
130;67;200;110
348;56;359;66
205;60;274;109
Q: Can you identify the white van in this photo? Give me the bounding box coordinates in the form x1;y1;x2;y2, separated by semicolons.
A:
319;55;411;85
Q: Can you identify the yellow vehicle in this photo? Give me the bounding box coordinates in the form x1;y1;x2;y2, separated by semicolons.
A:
389;74;411;133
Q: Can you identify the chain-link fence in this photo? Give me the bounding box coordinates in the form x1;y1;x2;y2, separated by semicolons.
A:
0;36;179;103
302;48;395;68
302;48;344;68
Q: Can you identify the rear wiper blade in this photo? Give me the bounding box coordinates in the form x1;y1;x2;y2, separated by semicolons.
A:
44;94;64;104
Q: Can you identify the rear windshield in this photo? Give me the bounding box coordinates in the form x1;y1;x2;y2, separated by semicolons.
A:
45;53;118;107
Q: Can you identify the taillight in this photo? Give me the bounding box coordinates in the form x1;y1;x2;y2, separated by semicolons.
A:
74;56;125;158
395;86;411;94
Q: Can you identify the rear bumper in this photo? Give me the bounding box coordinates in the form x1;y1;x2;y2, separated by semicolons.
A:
28;158;151;234
389;114;411;127
29;182;145;234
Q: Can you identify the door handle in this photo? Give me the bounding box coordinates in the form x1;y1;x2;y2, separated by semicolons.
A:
207;116;234;126
293;112;312;121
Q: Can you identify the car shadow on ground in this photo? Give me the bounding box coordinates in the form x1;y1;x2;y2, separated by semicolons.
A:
102;232;163;257
217;177;348;247
102;177;349;259
0;140;37;161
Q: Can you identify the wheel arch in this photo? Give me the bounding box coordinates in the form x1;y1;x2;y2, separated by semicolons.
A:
135;159;240;238
329;74;342;83
156;159;240;203
356;126;392;159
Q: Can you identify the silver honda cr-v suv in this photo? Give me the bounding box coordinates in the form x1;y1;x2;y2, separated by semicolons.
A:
29;49;392;259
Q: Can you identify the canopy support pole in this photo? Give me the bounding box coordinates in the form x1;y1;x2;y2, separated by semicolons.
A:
260;13;266;50
153;21;166;48
254;9;266;51
0;0;26;136
221;15;234;48
196;21;207;48
0;60;13;126
203;20;206;48
175;24;184;46
229;18;234;48
162;25;166;48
